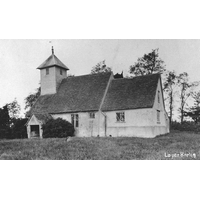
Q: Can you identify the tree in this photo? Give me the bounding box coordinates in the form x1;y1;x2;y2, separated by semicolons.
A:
163;70;178;126
10;118;28;139
7;98;21;119
192;91;200;106
0;105;10;138
184;91;200;124
129;49;166;76
177;72;198;124
24;87;41;113
0;100;27;139
67;74;75;77
91;60;112;74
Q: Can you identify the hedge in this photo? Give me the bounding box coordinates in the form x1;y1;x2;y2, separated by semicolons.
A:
42;118;75;138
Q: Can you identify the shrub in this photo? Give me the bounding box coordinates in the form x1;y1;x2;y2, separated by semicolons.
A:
0;128;10;139
171;121;200;133
42;118;75;138
10;118;28;139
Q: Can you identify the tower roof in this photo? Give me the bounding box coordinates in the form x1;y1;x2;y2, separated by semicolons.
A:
37;47;69;70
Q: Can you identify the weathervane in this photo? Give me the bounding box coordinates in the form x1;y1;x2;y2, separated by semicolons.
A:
49;41;54;55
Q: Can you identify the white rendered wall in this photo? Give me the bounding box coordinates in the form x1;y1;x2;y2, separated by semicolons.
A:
104;78;169;138
153;77;170;133
55;67;67;90
40;67;67;95
40;67;56;95
52;111;100;137
105;108;168;138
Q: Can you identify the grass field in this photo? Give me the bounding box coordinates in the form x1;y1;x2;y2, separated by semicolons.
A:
0;131;199;160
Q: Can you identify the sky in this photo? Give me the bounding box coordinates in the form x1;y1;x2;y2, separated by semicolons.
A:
1;39;200;116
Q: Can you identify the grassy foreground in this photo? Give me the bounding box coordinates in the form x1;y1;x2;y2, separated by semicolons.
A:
0;132;199;160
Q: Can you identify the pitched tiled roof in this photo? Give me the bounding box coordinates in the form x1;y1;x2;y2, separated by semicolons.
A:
37;54;69;70
30;72;112;114
25;113;52;126
101;74;160;111
34;114;52;123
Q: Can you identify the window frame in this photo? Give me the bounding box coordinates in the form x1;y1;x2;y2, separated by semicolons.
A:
157;110;160;124
71;114;79;128
158;90;160;103
60;69;63;75
46;68;49;75
75;114;79;127
89;112;95;119
116;112;125;123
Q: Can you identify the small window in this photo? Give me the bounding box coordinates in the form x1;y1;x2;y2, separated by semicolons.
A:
75;114;79;127
71;114;79;127
158;91;160;103
71;114;74;126
89;112;95;119
46;68;49;75
157;110;160;123
60;69;63;75
116;112;125;122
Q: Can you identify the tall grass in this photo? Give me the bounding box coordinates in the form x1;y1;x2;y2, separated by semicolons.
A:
0;132;199;160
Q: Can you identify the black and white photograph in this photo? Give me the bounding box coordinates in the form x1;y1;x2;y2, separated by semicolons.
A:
1;39;200;160
0;1;200;200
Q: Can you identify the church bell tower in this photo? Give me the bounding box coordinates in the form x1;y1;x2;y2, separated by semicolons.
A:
37;47;69;95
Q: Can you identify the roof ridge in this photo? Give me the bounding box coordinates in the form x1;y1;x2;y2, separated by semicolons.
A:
131;73;160;79
66;72;112;79
111;73;160;82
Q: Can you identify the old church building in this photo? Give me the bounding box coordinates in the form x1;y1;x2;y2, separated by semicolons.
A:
26;48;169;138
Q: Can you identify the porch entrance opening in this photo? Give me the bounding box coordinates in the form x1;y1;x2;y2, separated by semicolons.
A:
30;125;40;138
